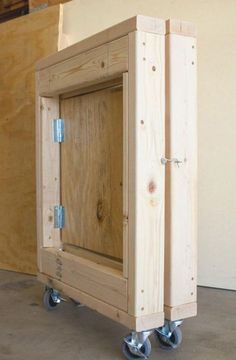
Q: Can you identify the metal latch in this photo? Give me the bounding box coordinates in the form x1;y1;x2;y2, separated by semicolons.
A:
54;205;65;229
53;118;64;143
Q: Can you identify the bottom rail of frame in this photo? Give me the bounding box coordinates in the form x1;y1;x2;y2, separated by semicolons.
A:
38;272;164;331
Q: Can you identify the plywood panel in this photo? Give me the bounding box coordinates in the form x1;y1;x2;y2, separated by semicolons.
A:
0;6;61;274
61;85;123;260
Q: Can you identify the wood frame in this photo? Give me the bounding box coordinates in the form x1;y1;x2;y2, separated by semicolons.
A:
164;20;197;321
36;15;197;331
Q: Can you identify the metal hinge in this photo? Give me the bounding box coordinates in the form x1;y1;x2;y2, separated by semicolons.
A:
53;118;64;143
54;205;65;229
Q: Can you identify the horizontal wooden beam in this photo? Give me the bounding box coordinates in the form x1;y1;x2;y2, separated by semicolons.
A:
36;15;166;71
38;272;164;331
164;302;197;321
37;36;128;96
40;248;128;311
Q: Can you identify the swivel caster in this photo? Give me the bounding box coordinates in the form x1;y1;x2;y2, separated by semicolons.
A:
43;287;61;311
122;331;152;359
155;320;183;350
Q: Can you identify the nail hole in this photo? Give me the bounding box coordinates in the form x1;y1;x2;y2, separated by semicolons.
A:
141;307;144;311
101;61;105;68
192;61;194;65
143;57;146;61
143;42;146;46
141;120;144;125
152;66;156;71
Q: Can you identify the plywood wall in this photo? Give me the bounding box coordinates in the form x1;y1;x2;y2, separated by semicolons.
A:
0;5;62;274
61;0;236;290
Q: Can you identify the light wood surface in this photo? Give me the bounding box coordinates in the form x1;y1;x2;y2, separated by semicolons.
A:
38;271;163;331
38;36;128;96
61;86;123;260
29;0;70;12
0;5;61;274
40;248;127;311
36;15;166;71
36;96;61;263
63;244;122;272
164;32;197;314
164;302;197;321
128;31;165;317
122;72;129;278
166;19;196;37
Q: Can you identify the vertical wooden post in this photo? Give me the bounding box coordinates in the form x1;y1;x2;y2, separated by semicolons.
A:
164;20;197;320
128;31;165;320
36;83;61;273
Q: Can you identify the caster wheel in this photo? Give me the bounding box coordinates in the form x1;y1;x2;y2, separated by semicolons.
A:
155;326;182;350
122;336;151;359
43;288;60;311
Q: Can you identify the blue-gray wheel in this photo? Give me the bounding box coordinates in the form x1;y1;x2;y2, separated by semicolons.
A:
155;326;182;350
43;289;58;311
122;336;151;359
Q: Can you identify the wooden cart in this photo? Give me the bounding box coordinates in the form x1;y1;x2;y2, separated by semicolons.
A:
36;15;197;359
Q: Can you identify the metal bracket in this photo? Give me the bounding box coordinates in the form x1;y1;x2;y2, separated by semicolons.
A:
53;118;64;143
124;330;153;359
156;319;183;338
54;205;65;229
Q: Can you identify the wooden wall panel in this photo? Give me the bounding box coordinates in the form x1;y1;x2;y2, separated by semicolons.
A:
0;6;61;274
61;86;123;260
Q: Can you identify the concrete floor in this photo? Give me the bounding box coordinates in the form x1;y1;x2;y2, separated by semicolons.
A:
0;270;235;360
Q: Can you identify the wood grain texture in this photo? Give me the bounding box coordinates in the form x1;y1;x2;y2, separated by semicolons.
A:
38;272;164;331
38;36;128;96
36;15;165;71
36;95;61;271
166;19;196;37
61;86;123;260
29;0;70;11
40;248;127;310
128;31;165;317
164;33;197;312
0;6;61;274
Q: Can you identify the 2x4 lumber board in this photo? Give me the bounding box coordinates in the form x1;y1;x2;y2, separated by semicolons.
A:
38;36;128;96
164;302;197;321
36;15;166;71
36;96;61;265
123;72;129;279
63;244;123;272
166;19;196;37
164;33;197;313
128;31;165;317
40;248;128;311
0;5;61;275
38;272;164;331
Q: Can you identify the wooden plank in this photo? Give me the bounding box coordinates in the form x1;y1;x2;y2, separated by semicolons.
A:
40;248;127;311
166;19;196;37
0;5;61;274
123;72;129;279
63;244;122;272
36;96;61;256
164;302;197;321
60;86;123;260
36;16;166;71
128;31;165;317
164;33;197;316
38;272;164;330
38;36;128;96
29;0;70;12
